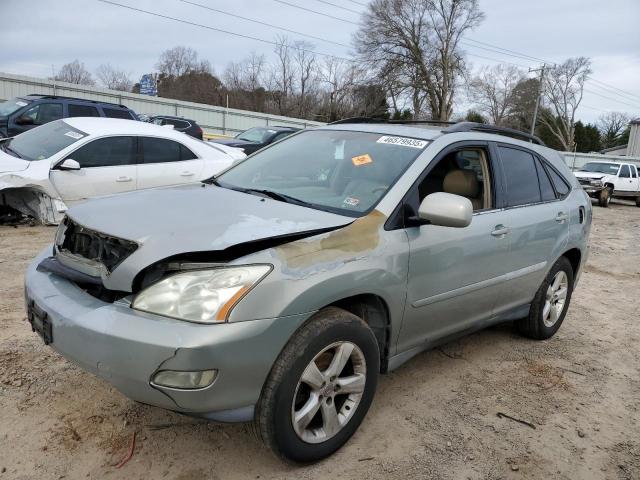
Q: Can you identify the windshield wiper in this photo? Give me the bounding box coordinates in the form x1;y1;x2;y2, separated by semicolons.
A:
241;188;315;207
1;143;23;159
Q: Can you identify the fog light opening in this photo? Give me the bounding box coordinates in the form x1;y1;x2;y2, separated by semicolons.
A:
152;369;217;390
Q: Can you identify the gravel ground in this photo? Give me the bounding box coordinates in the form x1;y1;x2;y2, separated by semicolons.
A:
0;200;638;480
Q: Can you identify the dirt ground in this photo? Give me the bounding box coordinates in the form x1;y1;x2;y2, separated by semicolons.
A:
0;200;638;480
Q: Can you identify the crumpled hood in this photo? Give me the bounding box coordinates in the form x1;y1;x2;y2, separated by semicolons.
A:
65;184;354;291
0;149;31;173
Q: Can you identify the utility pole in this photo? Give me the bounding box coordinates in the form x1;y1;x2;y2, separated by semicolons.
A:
529;64;546;136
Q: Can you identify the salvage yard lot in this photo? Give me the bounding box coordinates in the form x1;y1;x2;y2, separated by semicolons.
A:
0;202;638;479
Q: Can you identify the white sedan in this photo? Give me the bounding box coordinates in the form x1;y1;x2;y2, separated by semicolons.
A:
0;117;245;223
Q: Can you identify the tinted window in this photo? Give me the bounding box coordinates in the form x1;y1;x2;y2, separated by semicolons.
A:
102;107;134;119
548;168;570;198
164;118;190;129
271;131;294;143
632;166;638;178
142;137;196;163
535;159;556;201
499;146;541;206
22;103;63;125
69;136;136;167
619;165;631;178
68;104;100;117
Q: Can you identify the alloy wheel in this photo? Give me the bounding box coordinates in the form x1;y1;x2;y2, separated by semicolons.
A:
291;341;367;444
542;270;568;327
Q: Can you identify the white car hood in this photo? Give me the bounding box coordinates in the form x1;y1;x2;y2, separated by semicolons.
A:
0;149;31;173
573;171;605;180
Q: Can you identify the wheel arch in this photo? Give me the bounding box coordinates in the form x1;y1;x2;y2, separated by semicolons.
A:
561;247;582;278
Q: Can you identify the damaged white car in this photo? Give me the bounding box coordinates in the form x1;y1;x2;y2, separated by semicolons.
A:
0;117;245;223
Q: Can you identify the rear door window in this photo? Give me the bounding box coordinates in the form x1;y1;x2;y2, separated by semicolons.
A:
142;137;196;163
69;136;136;167
535;159;556;202
498;146;541;207
68;104;100;117
102;107;134;119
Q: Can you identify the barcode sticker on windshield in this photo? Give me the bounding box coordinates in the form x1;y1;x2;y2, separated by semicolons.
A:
64;131;84;140
377;136;428;149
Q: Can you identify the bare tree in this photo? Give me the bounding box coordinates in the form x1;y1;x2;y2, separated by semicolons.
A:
355;0;484;120
468;64;523;126
540;57;592;151
156;46;198;77
96;64;133;91
319;57;361;121
597;111;631;148
293;40;318;117
267;36;296;115
55;60;94;85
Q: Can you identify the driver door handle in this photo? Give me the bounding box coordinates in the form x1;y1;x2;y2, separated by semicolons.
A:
491;225;511;237
555;212;569;222
180;171;195;177
116;176;133;182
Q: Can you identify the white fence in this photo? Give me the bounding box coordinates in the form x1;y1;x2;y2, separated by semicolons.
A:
561;151;640;170
0;72;324;137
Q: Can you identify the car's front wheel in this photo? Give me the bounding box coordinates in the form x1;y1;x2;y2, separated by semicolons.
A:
516;256;574;340
254;307;379;463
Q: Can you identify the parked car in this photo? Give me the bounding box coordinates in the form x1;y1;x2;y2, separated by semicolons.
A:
0;117;244;223
573;160;640;207
209;125;300;154
149;115;204;140
0;95;138;138
25;121;591;462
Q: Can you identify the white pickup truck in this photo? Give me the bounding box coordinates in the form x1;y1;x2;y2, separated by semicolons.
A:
574;161;640;207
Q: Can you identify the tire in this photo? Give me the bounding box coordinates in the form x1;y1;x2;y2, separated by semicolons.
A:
516;256;574;340
598;187;612;207
635;196;640;207
254;307;380;463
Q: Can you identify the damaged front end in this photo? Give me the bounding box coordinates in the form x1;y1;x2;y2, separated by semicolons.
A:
1;187;67;225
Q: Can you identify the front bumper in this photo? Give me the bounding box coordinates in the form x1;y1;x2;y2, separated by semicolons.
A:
579;184;604;195
25;247;312;422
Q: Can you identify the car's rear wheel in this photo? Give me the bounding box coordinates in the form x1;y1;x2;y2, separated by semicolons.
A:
516;256;574;340
254;307;379;463
598;187;611;207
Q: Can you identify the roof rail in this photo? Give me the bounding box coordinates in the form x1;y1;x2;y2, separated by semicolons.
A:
27;94;128;109
329;116;456;126
442;122;545;146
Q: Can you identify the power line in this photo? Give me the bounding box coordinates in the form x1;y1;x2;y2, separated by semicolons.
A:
177;0;351;48
273;0;359;24
346;0;368;6
587;78;640;103
313;0;361;15
95;0;353;62
583;88;640;110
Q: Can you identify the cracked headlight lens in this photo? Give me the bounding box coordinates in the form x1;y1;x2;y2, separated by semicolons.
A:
132;265;271;323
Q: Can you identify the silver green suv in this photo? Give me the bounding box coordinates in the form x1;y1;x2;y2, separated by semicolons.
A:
25;121;591;462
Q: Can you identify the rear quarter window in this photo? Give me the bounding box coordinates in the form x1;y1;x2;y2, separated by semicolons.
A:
547;167;571;198
68;103;100;117
102;107;135;119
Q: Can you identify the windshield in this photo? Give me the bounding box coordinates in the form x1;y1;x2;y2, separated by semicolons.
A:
580;162;620;174
0;98;31;117
3;120;87;160
236;127;275;143
217;130;429;216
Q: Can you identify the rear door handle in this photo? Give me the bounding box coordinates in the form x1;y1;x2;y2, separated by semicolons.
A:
555;212;569;222
116;176;132;182
491;225;511;237
180;171;195;177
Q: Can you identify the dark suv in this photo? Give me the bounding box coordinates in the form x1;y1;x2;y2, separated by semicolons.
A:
149;115;203;140
210;126;300;154
0;95;138;138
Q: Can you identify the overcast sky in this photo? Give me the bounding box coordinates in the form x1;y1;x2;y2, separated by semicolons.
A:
1;0;639;123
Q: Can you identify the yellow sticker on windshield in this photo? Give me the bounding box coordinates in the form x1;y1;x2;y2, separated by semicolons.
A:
352;154;373;166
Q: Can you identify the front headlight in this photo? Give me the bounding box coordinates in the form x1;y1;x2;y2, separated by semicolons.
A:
132;265;271;323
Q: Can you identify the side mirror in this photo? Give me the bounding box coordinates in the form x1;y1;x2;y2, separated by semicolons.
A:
58;159;81;171
418;192;473;228
15;115;34;126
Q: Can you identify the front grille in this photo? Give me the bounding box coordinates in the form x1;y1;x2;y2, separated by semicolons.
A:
57;217;138;273
578;178;591;186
